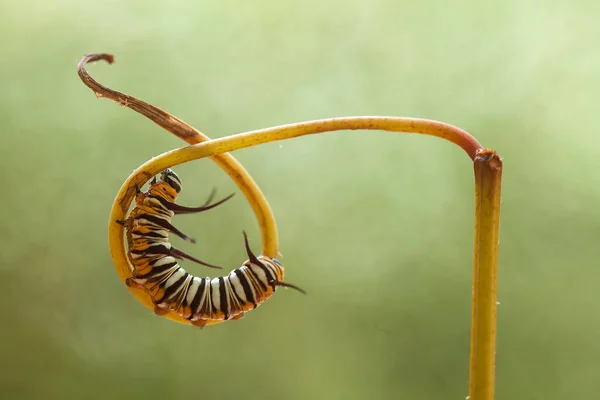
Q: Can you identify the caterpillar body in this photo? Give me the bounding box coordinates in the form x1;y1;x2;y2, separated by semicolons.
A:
118;169;304;328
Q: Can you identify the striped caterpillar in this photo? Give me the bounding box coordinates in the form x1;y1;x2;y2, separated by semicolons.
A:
118;169;304;327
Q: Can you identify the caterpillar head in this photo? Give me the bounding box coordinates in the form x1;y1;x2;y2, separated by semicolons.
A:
149;169;182;201
160;169;182;193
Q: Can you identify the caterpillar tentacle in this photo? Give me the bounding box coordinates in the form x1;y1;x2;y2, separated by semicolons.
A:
169;247;223;270
161;192;235;215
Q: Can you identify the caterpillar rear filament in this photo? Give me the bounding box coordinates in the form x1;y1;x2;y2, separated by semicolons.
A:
118;169;304;327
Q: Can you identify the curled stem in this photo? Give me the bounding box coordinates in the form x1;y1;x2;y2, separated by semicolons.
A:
77;53;279;257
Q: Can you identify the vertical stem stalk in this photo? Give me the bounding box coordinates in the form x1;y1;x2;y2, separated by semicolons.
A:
469;149;502;400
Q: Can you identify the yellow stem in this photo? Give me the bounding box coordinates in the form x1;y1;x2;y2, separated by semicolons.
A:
109;117;484;327
469;149;502;400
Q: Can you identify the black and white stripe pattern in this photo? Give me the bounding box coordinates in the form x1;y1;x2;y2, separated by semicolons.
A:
122;169;303;328
129;235;286;324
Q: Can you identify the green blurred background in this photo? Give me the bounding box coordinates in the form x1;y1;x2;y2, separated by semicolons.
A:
1;0;599;399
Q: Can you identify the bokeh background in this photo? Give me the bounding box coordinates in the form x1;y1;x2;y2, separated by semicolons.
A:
1;0;599;399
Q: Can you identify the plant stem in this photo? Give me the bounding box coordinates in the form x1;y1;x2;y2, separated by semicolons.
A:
80;53;502;399
469;149;502;400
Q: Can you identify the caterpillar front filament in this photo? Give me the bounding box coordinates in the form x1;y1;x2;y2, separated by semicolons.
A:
119;169;304;327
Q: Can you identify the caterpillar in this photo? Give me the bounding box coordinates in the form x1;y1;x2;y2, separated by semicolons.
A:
118;168;304;327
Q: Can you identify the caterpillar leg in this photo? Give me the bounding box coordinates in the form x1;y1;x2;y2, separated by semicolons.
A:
191;319;208;329
115;218;131;227
153;304;169;316
230;313;245;321
115;217;134;230
125;276;147;289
